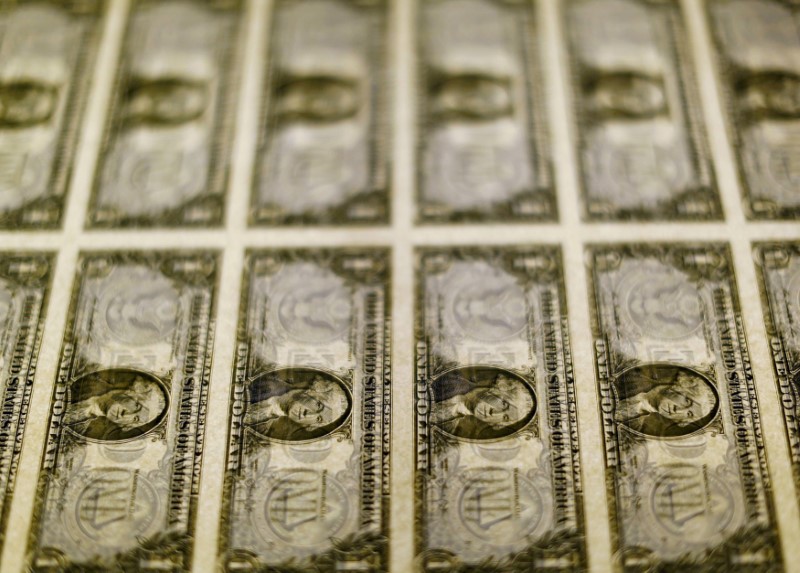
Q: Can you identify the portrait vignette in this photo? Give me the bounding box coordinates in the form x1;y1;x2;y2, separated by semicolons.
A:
244;367;353;443
612;363;721;440
430;366;537;442
64;368;171;443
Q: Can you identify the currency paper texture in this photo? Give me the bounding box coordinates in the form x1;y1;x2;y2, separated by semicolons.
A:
416;0;553;223
219;249;391;571
755;243;800;502
564;0;720;221
707;0;800;219
0;1;102;229
0;0;795;572
415;247;585;571
250;0;389;226
27;252;218;572
88;0;243;228
0;254;52;553
588;244;780;571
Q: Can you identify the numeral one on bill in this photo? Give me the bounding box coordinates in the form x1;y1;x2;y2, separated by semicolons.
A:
755;243;800;498
565;0;721;221
416;0;554;223
250;0;389;226
0;254;53;550
588;244;781;571
415;247;585;571
220;250;391;571
88;0;243;228
28;252;218;572
707;0;800;219
0;1;102;229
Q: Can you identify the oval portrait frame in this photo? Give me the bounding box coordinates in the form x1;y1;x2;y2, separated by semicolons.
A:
245;367;353;443
65;367;170;444
429;365;537;442
611;363;721;440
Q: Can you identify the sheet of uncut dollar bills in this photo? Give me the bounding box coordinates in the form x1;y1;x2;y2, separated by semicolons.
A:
0;0;800;572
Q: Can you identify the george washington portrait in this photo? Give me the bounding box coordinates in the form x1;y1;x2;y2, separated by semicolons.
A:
245;368;351;442
64;369;169;442
430;366;536;440
613;364;719;438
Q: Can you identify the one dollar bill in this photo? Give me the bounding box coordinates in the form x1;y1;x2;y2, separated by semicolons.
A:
220;249;391;571
250;0;389;226
415;247;586;571
0;254;53;551
707;0;800;219
416;0;554;223
565;0;721;221
755;243;800;500
88;0;243;228
0;0;102;229
27;251;218;571
588;243;781;571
